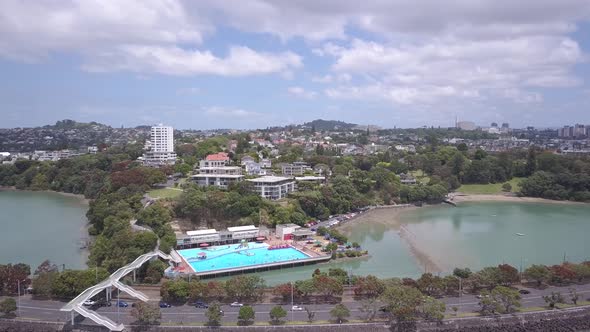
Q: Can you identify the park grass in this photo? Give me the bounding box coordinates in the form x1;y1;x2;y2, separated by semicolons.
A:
410;170;430;184
457;177;524;195
147;188;183;199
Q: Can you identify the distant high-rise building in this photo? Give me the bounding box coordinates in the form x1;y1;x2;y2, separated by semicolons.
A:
142;124;177;166
501;123;509;129
558;125;574;138
491;122;498;128
574;124;586;138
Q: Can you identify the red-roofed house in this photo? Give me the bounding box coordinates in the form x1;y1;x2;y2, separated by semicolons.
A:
201;152;230;167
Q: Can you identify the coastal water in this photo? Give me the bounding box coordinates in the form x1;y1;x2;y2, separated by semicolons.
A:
0;190;89;270
243;202;590;285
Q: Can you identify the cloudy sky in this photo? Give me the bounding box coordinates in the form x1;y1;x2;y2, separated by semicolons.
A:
1;0;590;129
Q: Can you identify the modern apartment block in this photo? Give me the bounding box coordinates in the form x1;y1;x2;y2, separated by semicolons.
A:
281;162;311;176
192;152;243;189
143;124;177;166
191;166;244;189
246;176;296;200
559;124;588;138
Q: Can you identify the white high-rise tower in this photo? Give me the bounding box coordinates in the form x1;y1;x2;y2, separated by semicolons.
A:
142;124;177;166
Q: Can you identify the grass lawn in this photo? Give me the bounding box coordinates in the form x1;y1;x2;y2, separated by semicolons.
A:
147;188;183;199
410;170;431;184
457;177;525;195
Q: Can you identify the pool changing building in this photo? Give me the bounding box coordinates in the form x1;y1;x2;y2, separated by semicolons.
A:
177;225;261;249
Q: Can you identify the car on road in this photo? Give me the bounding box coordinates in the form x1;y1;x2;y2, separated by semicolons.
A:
518;289;531;295
82;300;96;306
291;305;304;311
93;299;111;307
116;301;129;308
230;302;243;307
159;302;172;308
194;301;209;309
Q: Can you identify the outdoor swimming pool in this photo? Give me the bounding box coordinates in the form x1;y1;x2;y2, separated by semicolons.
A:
178;242;310;273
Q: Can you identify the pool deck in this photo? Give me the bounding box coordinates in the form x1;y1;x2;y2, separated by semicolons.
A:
174;241;331;278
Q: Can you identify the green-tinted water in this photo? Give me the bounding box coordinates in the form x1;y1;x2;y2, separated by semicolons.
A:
244;202;590;285
0;190;89;270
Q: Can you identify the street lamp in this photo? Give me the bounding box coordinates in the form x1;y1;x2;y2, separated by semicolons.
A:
17;278;26;317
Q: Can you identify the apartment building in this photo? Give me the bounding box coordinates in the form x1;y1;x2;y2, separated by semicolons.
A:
246;176;296;200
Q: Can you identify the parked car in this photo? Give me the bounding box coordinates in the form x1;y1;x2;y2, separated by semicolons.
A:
230;302;243;307
194;301;209;309
116;301;129;308
94;299;111;307
291;305;304;311
519;289;531;295
159;302;172;308
82;300;96;306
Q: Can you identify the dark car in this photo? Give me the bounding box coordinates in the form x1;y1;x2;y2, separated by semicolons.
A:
93;299;111;307
116;301;128;308
194;301;209;309
518;289;531;295
159;302;172;308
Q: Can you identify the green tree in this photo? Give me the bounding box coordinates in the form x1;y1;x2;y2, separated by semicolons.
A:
0;298;17;317
238;305;255;326
543;292;565;309
160;280;189;303
224;275;265;302
305;306;316;323
130;302;161;325
380;285;423;324
269;305;287;325
330;303;350;324
524;265;550;287
359;298;380;322
205;302;223;326
491;286;521;313
502;183;512;192
569;288;579;305
419;296;446;322
453;267;472;279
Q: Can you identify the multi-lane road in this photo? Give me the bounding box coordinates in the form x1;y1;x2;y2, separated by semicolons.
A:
9;283;590;326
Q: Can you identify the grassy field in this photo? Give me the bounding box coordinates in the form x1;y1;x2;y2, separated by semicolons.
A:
410;170;431;184
147;188;183;199
457;177;524;195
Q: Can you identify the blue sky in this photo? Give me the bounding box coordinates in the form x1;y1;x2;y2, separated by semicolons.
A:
1;0;590;129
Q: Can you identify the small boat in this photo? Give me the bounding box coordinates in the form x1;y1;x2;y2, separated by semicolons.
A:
516;233;525;236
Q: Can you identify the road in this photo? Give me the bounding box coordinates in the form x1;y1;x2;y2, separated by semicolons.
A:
10;283;590;326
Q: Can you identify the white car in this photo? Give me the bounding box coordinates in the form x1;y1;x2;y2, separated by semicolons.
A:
83;300;96;306
291;305;304;311
230;302;244;307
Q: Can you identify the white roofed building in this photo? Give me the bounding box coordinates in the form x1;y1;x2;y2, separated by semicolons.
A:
247;176;296;200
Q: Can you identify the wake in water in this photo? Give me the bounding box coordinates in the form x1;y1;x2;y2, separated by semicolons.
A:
398;225;443;273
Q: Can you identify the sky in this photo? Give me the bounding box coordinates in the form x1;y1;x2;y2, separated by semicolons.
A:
1;1;590;130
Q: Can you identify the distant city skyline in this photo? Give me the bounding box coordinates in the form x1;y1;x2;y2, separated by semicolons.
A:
1;1;590;129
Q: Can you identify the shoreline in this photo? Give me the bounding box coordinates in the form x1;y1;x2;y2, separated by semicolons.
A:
0;186;90;205
451;193;589;205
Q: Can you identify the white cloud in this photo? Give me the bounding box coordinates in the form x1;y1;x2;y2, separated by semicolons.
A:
204;106;261;118
287;86;317;99
82;45;302;76
321;35;582;105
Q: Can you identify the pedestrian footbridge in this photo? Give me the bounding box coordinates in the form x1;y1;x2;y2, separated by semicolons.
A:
60;250;181;331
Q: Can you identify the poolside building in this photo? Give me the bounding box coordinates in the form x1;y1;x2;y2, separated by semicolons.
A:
227;225;259;240
276;223;301;240
247;176;296;200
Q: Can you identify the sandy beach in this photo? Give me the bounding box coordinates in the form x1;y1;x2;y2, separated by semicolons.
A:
452;193;588;205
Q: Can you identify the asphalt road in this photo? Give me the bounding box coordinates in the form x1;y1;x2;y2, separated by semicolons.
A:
11;283;590;326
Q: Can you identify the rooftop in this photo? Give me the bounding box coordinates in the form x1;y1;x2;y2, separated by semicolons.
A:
295;176;326;181
277;223;300;228
205;152;230;161
227;225;258;232
186;229;218;236
246;176;294;183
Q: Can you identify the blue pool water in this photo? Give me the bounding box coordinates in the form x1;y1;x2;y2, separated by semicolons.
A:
178;243;310;273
